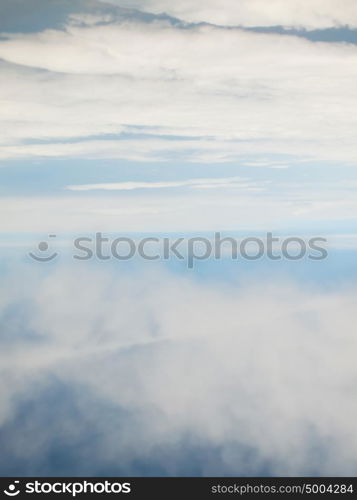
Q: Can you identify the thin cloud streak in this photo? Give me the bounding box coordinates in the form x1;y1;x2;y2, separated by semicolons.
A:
67;177;259;191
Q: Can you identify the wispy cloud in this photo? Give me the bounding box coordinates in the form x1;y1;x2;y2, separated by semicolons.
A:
67;177;261;191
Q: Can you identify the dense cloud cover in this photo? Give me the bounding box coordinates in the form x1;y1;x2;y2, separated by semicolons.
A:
0;266;356;475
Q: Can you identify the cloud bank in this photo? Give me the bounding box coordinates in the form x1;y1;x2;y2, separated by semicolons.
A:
0;266;357;475
0;6;356;164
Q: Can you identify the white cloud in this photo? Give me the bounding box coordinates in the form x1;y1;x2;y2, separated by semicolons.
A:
67;176;260;191
1;267;357;474
104;0;357;29
0;17;356;163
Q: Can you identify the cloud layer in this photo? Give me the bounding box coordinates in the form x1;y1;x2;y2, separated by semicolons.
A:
0;7;356;164
0;266;357;475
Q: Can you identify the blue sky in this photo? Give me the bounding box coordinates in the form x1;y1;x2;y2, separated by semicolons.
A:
0;0;357;477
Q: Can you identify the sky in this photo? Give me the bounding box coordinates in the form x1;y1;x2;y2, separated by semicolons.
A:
0;0;357;477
